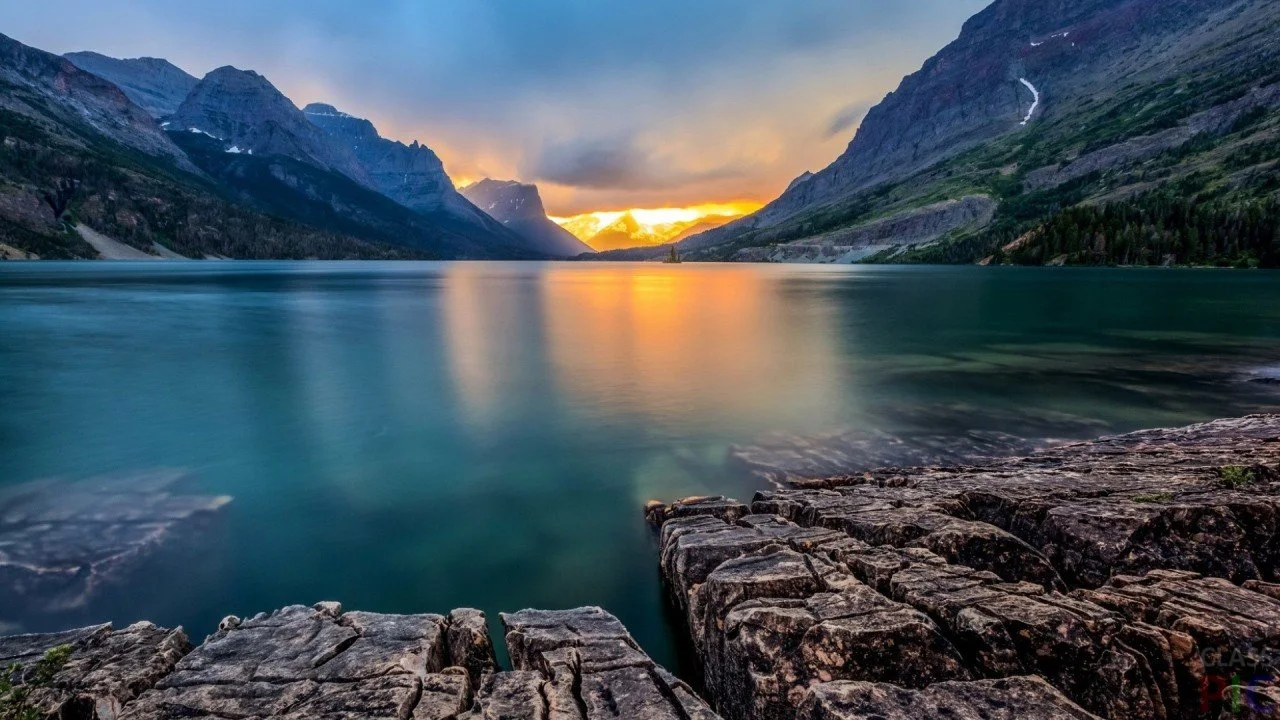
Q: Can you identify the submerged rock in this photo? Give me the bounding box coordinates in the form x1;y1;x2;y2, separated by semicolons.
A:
0;469;231;621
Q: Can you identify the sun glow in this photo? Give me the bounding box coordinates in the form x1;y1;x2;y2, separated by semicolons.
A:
549;201;764;249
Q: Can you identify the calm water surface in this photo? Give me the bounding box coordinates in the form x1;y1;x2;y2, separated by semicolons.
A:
2;262;1279;669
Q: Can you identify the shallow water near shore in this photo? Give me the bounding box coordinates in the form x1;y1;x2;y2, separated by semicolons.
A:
2;262;1280;668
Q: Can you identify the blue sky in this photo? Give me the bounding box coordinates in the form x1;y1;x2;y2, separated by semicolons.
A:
6;0;989;214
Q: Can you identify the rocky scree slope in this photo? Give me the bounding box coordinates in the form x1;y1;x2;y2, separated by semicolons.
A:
459;178;594;257
679;0;1280;266
649;414;1280;719
63;52;198;119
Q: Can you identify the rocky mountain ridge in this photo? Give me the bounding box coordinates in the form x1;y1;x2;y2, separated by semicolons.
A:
303;102;484;222
0;34;195;173
168;67;372;184
63;51;197;118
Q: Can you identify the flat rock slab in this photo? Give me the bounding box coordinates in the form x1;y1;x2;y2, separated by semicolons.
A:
0;469;231;618
120;602;475;720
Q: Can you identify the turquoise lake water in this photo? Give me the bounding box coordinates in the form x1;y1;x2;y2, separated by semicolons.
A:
2;262;1279;670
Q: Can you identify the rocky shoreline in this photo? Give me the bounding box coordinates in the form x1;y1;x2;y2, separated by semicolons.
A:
0;604;720;719
3;415;1280;719
648;414;1280;719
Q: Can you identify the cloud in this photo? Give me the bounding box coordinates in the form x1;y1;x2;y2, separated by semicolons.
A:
527;136;745;192
826;102;872;139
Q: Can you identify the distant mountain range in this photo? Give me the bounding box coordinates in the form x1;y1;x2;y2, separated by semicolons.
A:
459;179;593;257
0;34;558;260
605;0;1280;267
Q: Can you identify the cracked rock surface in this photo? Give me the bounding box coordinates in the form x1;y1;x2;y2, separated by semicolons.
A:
1;604;720;720
651;415;1280;720
0;620;189;719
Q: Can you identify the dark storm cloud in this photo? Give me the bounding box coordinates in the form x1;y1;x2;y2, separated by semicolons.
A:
4;0;990;211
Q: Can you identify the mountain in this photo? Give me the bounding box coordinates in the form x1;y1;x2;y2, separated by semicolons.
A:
0;34;537;260
300;103;542;254
163;69;534;258
0;34;195;172
459;179;594;257
168;67;371;183
302;103;463;216
63;51;197;118
0;33;425;260
681;0;1280;267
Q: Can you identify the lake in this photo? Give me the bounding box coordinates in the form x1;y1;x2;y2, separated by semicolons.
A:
2;262;1279;670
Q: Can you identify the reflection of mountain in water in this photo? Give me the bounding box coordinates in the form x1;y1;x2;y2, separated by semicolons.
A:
0;469;229;628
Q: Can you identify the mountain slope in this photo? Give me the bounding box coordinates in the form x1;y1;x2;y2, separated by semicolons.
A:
164;71;535;258
302;103;488;224
169;67;372;184
681;0;1280;266
63;52;197;118
460;179;594;257
585;213;659;252
167;130;537;259
0;34;428;260
0;34;196;174
299;103;534;254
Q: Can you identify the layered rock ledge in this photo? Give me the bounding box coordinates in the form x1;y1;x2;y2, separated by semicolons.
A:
649;414;1280;720
0;604;720;720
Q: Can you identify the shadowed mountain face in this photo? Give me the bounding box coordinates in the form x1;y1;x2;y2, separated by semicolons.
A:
681;0;1280;264
63;51;197;118
301;103;538;251
460;179;594;257
168;67;372;184
304;103;469;217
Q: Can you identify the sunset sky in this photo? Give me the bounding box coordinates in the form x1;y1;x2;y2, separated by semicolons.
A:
7;0;988;220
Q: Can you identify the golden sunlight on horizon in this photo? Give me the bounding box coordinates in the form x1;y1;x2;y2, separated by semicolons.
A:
549;201;763;251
